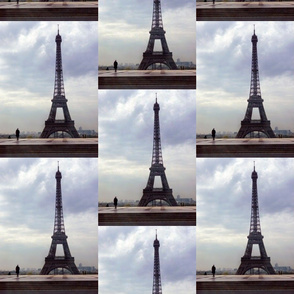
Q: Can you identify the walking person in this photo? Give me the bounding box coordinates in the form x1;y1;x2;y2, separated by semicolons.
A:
211;265;216;277
15;265;20;278
113;196;118;209
113;60;118;73
15;128;20;141
211;128;216;141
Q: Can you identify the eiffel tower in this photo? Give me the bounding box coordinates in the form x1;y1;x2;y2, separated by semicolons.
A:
236;164;275;275
40;164;79;275
152;231;162;294
138;0;177;70
138;97;177;206
236;28;275;138
40;27;79;138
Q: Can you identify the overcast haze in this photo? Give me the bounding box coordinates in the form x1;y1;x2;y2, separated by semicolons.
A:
197;158;294;271
196;22;294;134
0;21;97;134
0;158;97;271
98;90;196;203
98;0;196;66
98;226;196;294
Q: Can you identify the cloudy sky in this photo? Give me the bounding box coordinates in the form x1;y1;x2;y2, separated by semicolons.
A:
0;158;98;271
98;226;196;294
197;158;294;271
98;90;196;203
98;0;196;66
0;21;97;134
197;21;294;134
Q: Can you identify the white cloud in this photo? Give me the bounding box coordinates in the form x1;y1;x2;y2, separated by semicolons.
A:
196;158;294;270
98;90;196;203
98;0;195;66
197;21;294;134
0;21;97;134
0;158;98;270
98;226;196;294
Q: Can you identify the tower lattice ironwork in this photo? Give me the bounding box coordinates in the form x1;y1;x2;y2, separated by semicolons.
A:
40;27;79;138
152;231;162;294
138;0;177;70
236;28;275;138
40;164;79;275
138;97;177;206
236;164;275;275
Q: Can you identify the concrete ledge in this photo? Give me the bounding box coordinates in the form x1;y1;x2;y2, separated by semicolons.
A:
98;207;196;226
196;138;294;158
0;275;97;293
196;2;294;21
98;70;196;89
0;138;98;157
197;275;294;293
0;2;98;21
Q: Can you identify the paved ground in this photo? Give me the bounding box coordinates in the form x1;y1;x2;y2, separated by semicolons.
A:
98;70;196;89
197;138;294;157
196;2;294;20
0;138;98;157
197;274;294;293
0;1;98;20
0;275;98;293
98;206;196;226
